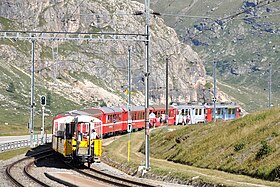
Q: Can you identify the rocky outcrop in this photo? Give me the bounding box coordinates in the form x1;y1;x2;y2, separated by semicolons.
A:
0;0;213;110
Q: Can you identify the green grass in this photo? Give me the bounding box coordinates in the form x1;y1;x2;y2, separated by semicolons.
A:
147;108;280;181
0;60;80;133
0;148;30;160
0;17;16;30
104;111;280;187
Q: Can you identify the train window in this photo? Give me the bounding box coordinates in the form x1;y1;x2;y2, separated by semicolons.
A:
228;109;231;114
199;109;202;115
131;113;134;120
232;109;235;114
217;109;221;115
134;113;137;120
113;114;116;122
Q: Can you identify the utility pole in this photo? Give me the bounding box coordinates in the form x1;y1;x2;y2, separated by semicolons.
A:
30;39;35;148
144;0;150;170
165;56;169;125
127;46;132;162
268;63;272;108
41;105;45;144
213;61;217;123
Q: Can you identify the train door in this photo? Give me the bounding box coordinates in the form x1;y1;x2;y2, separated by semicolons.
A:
75;122;91;158
236;107;240;119
205;107;212;122
64;123;73;156
222;108;227;120
190;108;195;124
177;109;183;125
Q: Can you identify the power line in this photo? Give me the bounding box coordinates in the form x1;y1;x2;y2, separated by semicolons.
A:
221;0;280;21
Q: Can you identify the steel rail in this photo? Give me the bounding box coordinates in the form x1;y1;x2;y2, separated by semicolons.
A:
59;158;157;187
89;167;158;187
23;152;54;187
5;148;53;187
5;157;26;187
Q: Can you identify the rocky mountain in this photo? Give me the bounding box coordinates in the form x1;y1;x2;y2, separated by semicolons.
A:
0;0;229;126
136;0;280;112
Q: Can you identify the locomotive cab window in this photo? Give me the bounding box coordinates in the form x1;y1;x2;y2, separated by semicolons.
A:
65;123;73;139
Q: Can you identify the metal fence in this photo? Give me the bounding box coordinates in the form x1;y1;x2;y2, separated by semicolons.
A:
0;136;52;153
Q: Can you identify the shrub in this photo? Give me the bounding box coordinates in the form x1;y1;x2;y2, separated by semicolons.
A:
234;142;245;152
255;141;273;160
6;82;15;93
99;100;107;107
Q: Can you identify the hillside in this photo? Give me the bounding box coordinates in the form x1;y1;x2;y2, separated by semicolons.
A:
0;0;214;132
136;0;280;112
147;108;280;181
102;108;280;186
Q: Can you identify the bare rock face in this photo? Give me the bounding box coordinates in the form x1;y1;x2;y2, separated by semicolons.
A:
0;0;212;108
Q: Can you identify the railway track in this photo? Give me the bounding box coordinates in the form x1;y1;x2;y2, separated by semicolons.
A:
5;146;53;187
53;159;159;187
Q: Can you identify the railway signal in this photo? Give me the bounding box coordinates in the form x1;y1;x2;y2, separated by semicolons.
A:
40;95;46;144
41;95;46;106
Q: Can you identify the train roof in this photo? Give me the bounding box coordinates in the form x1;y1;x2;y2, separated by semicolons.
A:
81;108;103;116
53;115;75;123
173;102;239;109
150;104;175;110
75;115;102;123
99;106;124;113
120;105;145;112
174;105;205;109
53;110;89;120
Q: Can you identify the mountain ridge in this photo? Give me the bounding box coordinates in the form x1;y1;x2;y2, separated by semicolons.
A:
0;0;225;128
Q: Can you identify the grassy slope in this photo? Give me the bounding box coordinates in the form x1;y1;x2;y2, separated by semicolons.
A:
0;60;80;135
148;108;280;181
104;108;280;186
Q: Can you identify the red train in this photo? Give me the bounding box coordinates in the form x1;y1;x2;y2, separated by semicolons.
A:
53;103;240;138
79;104;176;137
52;103;240;165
